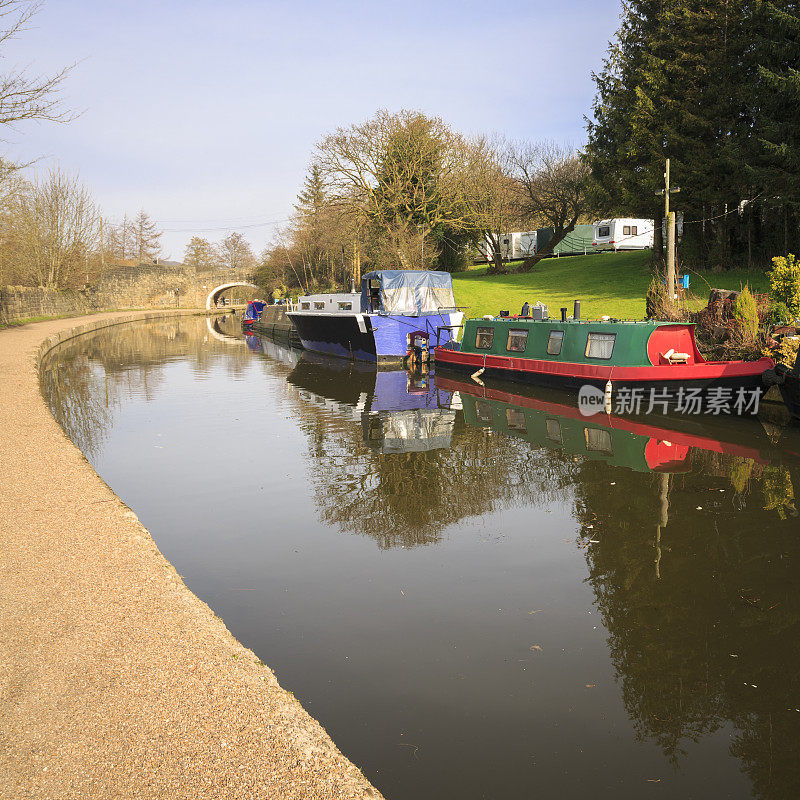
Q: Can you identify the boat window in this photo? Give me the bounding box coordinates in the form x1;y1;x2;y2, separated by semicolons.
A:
631;225;638;235
584;426;613;455
545;418;562;444
547;330;564;355
586;332;616;359
475;326;494;349
507;329;528;352
300;302;310;310
623;225;631;236
505;408;527;432
476;401;493;423
598;225;610;237
338;302;352;310
314;302;325;310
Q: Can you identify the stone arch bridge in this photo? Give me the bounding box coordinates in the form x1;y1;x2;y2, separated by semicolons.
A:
205;281;259;310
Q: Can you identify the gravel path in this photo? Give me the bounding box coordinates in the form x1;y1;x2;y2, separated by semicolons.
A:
0;312;383;800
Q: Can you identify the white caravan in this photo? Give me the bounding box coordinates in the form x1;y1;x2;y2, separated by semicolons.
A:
481;231;537;261
593;219;654;251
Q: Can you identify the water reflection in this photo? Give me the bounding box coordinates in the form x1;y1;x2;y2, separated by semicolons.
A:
40;317;800;800
286;353;573;548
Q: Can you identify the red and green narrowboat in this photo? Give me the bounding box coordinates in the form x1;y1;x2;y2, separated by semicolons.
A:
434;316;773;395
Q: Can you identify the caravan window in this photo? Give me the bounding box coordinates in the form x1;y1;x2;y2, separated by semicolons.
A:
631;225;638;235
475;326;494;349
586;332;616;359
507;329;528;352
547;330;564;355
598;225;610;238
623;225;631;236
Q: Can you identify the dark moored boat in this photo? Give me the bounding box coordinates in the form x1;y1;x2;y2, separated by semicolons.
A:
287;271;463;364
435;316;773;396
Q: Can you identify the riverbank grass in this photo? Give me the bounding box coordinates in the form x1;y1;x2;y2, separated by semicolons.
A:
451;251;771;321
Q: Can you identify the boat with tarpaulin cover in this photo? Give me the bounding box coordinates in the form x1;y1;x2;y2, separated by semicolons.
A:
287;270;463;364
242;300;266;327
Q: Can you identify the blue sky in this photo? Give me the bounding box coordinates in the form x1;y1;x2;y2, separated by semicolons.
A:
6;0;622;259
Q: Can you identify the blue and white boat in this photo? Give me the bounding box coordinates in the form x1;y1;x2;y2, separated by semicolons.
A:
286;270;464;364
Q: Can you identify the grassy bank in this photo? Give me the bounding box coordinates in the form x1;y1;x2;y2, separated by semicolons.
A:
452;251;771;321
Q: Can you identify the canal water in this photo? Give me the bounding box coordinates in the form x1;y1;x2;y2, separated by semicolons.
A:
42;315;800;800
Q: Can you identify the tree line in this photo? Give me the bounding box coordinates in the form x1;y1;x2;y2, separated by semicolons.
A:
0;161;167;289
181;231;257;272
584;0;800;269
261;1;800;295
256;109;589;296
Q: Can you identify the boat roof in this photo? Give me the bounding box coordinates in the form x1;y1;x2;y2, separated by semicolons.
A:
471;317;695;328
362;269;453;285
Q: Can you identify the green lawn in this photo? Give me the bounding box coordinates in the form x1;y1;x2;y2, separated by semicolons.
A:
452;251;771;321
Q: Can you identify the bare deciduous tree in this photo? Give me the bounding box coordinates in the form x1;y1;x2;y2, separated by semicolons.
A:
0;1;75;130
217;231;255;270
107;214;134;264
182;235;216;271
510;141;590;269
11;165;99;287
460;136;522;274
315;109;474;268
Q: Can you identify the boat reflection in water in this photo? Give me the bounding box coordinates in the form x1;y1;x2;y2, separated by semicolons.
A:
436;372;780;474
288;353;457;454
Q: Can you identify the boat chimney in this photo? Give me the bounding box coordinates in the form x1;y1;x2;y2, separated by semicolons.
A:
561;307;567;322
573;300;581;320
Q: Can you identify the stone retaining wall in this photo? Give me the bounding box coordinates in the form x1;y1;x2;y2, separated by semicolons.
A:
1;266;255;325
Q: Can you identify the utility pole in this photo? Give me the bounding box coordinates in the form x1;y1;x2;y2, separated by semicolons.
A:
655;158;680;302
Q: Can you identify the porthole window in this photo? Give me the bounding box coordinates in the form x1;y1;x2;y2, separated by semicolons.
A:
475;326;494;349
586;332;616;359
547;330;564;355
506;329;528;352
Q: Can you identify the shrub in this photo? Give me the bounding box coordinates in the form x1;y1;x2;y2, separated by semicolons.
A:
768;254;800;318
769;300;793;325
732;285;759;338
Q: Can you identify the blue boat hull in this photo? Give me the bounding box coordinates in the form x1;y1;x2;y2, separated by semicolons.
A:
287;311;462;363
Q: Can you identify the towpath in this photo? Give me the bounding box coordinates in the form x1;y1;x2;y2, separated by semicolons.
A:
0;311;382;800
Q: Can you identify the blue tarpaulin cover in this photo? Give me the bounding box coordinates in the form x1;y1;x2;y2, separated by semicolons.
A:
360;270;456;316
243;300;266;321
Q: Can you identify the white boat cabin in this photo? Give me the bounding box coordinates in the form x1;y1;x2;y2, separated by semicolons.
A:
295;292;361;314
